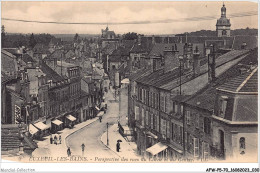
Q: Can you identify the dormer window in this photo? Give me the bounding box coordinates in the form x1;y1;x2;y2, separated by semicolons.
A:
219;96;228;118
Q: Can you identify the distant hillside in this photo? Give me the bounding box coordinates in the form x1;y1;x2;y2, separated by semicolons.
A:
176;28;257;37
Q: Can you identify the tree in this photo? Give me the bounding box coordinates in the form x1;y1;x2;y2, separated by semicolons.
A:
123;32;138;40
29;33;37;48
1;25;6;47
74;33;79;42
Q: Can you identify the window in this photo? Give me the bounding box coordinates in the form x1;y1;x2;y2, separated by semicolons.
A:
135;106;139;120
151;114;154;129
145;111;149;126
156;94;160;109
204;117;211;134
161;95;165;112
186;111;191;125
219;97;228;118
202;142;210;160
141;108;145;126
174;102;178;113
164;96;167;112
153;93;155;108
156;114;160;132
180;104;184;115
143;89;146;104
184;132;188;149
194;138;199;158
240;137;245;150
160;118;166;137
195;114;199;128
166;121;170;138
146;90;149;105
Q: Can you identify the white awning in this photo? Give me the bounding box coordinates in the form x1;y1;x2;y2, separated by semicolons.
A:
146;142;168;156
34;122;49;131
97;111;104;117
121;78;130;84
29;124;39;135
95;106;100;111
146;131;158;139
66;115;76;122
52;119;63;126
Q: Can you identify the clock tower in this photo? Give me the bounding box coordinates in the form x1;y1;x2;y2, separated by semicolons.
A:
216;3;231;37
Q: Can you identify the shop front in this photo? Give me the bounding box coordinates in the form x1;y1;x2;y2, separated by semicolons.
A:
29;124;39;139
51;119;64;133
65;115;76;128
33;121;49;138
146;142;168;160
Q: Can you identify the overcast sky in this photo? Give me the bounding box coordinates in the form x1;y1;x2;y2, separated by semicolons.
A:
1;1;258;35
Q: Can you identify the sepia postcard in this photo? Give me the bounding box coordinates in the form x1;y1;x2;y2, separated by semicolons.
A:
1;0;259;172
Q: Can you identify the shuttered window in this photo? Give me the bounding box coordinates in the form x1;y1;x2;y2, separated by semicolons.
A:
220;98;227;118
186;111;191;125
145;111;149;126
141;108;145;126
151;114;154;129
195;114;199;128
166;121;170;138
135;106;139;120
156;115;160;132
194;138;199;158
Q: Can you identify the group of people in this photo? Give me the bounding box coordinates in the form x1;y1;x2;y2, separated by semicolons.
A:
50;135;62;145
66;143;85;157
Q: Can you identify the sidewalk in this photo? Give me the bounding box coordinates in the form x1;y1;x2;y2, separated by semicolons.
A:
31;117;99;159
100;123;141;159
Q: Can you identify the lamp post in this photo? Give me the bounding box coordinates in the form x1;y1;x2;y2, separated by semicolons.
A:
178;55;184;95
106;122;109;146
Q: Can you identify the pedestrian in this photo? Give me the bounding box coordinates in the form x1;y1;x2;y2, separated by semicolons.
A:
59;135;61;144
50;135;53;144
116;141;120;152
99;116;102;122
67;147;71;157
54;135;57;145
81;143;85;156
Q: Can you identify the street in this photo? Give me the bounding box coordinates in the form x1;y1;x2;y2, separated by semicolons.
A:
66;88;121;159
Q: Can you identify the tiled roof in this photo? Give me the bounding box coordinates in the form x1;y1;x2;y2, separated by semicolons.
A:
149;43;185;57
1;71;17;84
185;48;258;111
217;67;258;93
232;35;258;50
128;68;152;81
2;49;17;59
171;95;191;102
1;124;38;152
130;43;150;53
102;43;117;55
40;62;64;82
121;40;135;49
22;54;36;63
33;43;50;54
109;47;130;62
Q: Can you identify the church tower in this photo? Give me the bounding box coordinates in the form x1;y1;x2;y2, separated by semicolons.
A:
216;3;231;37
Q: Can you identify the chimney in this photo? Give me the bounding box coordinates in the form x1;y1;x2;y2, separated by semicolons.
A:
163;44;179;73
208;44;216;82
137;34;142;45
152;35;155;45
193;46;200;77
